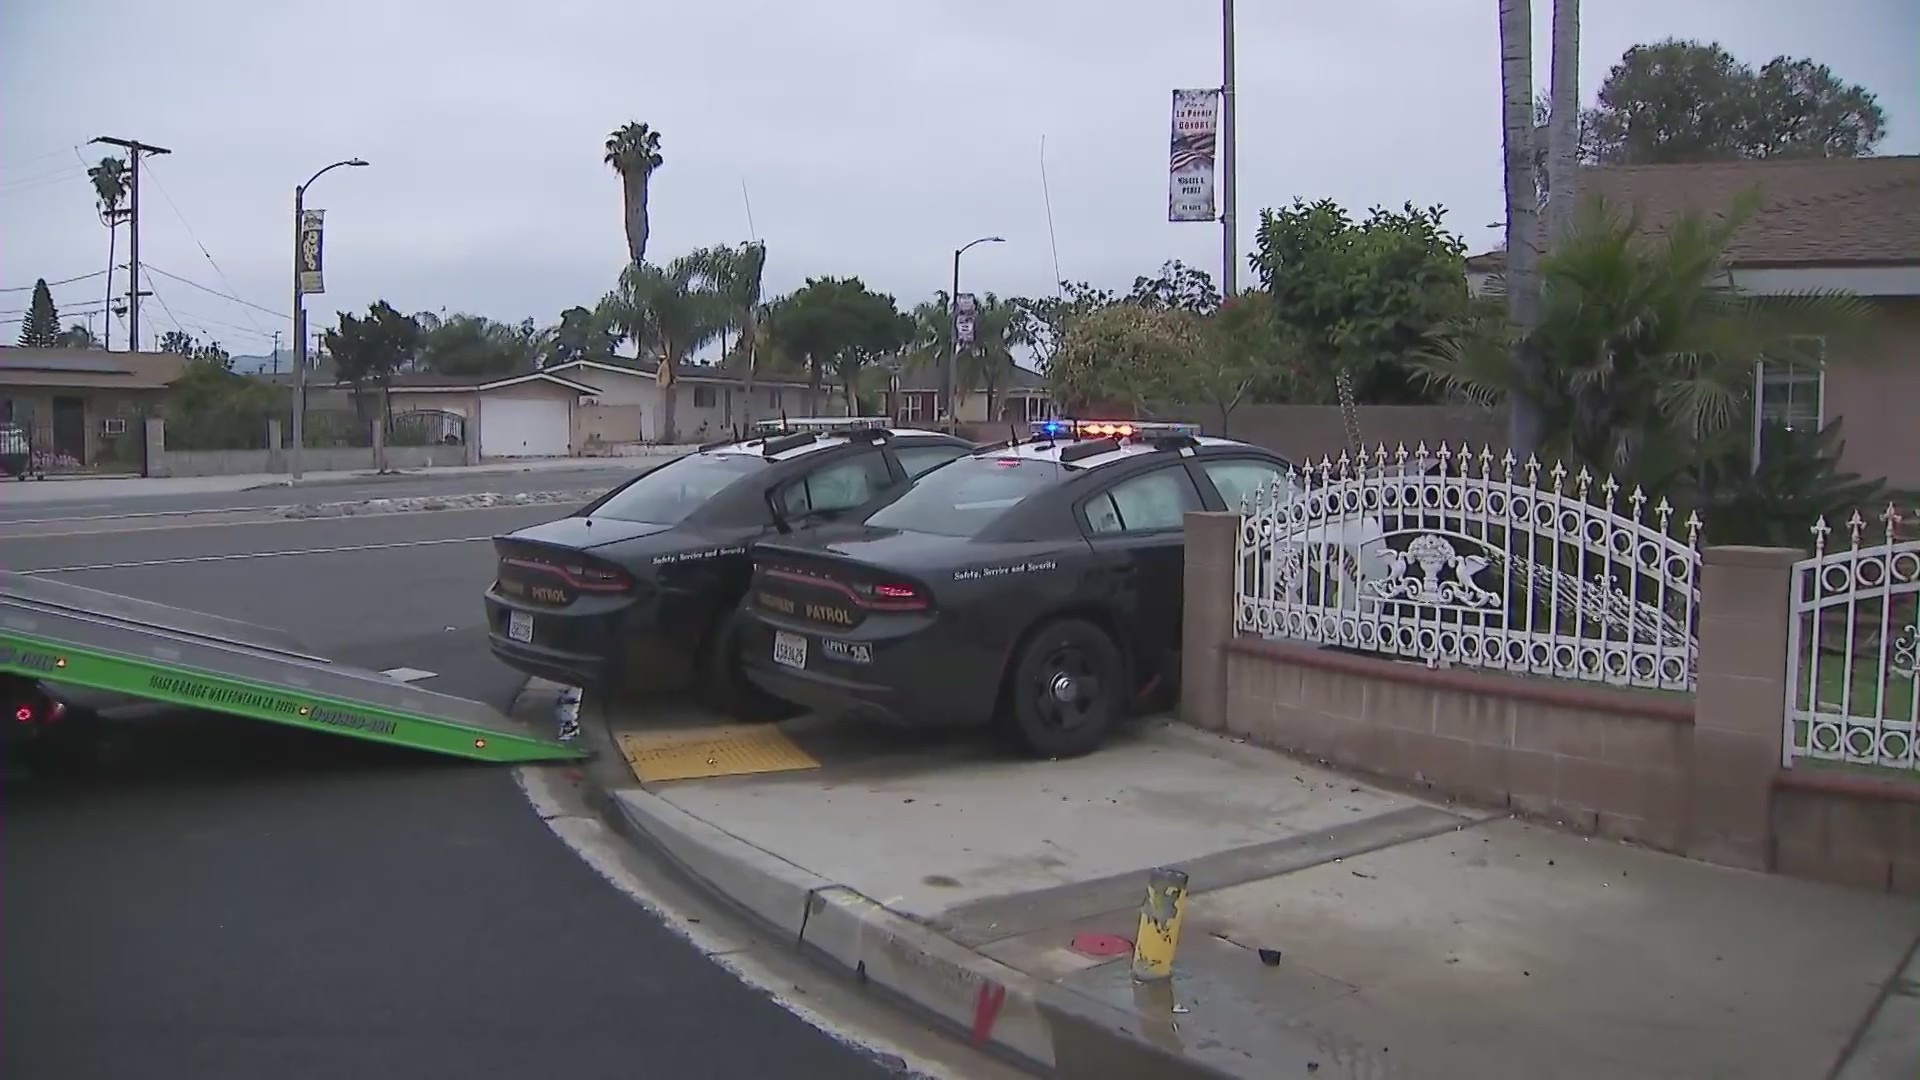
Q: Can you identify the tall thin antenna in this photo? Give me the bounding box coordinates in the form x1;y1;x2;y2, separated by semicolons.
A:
740;179;759;242
1038;136;1063;293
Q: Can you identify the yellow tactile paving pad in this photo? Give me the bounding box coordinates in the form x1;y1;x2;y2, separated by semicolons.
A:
615;724;821;783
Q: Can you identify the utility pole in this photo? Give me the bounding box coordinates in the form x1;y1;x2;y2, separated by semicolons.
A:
90;137;171;354
1220;0;1238;297
946;235;1005;425
271;330;282;375
290;157;369;481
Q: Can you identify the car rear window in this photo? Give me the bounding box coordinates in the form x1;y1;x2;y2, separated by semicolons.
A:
590;452;765;525
864;455;1066;537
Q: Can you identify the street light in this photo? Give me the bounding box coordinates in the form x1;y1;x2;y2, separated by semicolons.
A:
946;235;1005;424
290;157;369;481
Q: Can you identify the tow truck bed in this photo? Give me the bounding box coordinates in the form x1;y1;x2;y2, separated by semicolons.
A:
0;572;581;763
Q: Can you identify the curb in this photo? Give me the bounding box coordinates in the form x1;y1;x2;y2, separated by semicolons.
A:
277;488;605;520
511;680;1246;1078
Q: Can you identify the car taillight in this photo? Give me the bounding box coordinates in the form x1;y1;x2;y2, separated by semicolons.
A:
860;581;930;611
13;705;32;724
562;563;631;593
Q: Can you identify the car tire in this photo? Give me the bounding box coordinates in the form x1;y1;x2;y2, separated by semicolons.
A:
1003;618;1125;759
699;605;793;724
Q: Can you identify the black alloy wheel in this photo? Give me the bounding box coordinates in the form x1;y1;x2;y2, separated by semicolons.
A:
1004;618;1124;759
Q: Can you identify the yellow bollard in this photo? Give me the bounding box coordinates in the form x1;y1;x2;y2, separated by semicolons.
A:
1130;866;1189;982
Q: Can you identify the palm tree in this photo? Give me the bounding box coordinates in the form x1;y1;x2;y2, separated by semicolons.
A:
598;253;727;443
87;156;129;349
963;294;1031;422
689;242;768;426
604;123;665;265
1544;0;1582;245
1497;0;1543;453
1414;194;1867;501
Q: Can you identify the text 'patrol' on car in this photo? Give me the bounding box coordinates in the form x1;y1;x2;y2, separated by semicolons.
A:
483;418;974;718
737;419;1338;757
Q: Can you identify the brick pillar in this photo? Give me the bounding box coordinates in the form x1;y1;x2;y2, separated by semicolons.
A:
1180;511;1242;732
266;418;285;473
464;393;483;465
143;417;168;478
1687;545;1802;870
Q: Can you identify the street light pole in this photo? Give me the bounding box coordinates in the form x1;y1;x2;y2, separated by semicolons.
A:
945;235;1005;425
1220;0;1238;297
290;158;369;481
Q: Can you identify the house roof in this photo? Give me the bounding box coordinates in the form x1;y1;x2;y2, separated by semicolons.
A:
0;346;189;390
543;357;829;390
891;363;1048;393
341;371;602;395
1467;155;1920;271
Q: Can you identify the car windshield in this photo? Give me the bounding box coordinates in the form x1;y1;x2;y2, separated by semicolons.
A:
865;455;1066;537
590;452;765;525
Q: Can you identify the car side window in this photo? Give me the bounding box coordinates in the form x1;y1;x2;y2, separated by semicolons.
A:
781;452;892;517
894;443;968;480
1202;458;1295;511
1085;466;1203;536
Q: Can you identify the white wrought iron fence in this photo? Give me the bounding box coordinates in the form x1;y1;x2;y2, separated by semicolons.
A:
1234;443;1703;692
1784;507;1919;771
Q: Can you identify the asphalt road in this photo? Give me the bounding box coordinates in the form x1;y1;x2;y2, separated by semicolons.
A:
0;464;643;525
0;508;909;1080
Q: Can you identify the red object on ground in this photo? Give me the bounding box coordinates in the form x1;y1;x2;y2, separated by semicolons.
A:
1069;932;1133;958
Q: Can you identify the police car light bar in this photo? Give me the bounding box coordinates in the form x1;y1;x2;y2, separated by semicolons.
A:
1029;419;1201;441
752;416;890;435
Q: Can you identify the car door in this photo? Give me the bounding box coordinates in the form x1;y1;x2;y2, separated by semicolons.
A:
1077;462;1205;698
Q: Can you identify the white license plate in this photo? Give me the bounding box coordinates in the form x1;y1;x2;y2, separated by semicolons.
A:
773;631;807;670
507;610;534;644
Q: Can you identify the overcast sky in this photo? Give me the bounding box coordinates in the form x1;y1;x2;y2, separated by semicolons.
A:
2;0;1915;357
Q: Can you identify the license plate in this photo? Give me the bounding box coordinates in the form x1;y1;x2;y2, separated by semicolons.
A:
773;631;807;670
507;610;534;643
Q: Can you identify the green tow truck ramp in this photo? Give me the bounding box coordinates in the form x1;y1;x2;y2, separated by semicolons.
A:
0;572;582;763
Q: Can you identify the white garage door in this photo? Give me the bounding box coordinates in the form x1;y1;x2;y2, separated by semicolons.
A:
480;397;570;458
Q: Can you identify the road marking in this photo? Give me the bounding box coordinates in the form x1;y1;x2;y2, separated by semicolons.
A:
379;667;439;684
15;535;492;575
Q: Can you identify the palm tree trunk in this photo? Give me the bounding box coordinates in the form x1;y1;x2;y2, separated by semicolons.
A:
1545;0;1582;245
1498;0;1544;455
622;177;651;265
741;304;759;430
660;346;678;443
1335;366;1365;458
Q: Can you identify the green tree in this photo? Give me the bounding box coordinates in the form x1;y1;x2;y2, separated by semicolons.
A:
1125;260;1220;314
1048;305;1201;415
417;313;538;377
163;356;290;451
1183;293;1283;435
326;302;423;466
598;253;729;442
605;122;665;265
769;277;910;415
1415;193;1869;504
16;279;60;347
542;305;618;367
1583;40;1886;164
959;293;1030;421
1016;282;1117;375
158;330;231;369
57;323;98;348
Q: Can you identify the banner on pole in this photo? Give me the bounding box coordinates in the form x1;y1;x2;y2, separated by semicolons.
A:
954;292;979;347
298;209;326;295
1168;89;1221;223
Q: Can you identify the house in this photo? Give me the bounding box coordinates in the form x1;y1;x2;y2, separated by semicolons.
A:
323;370;601;458
541;358;845;446
1466;155;1920;490
0;346;187;471
885;363;1056;426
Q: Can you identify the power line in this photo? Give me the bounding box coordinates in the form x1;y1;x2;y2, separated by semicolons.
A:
0;298;109;317
138;266;186;340
143;263;290;319
140;159;275;342
0;269;110;293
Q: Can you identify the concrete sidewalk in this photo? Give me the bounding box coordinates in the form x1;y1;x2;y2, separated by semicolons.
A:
568;693;1920;1079
5;449;692;505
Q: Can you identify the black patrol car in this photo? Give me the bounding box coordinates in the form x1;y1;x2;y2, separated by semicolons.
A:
483;418;974;717
735;419;1314;757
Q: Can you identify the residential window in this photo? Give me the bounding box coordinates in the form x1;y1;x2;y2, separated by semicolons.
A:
1023;395;1054;422
1758;339;1824;433
901;393;925;423
692;385;716;409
